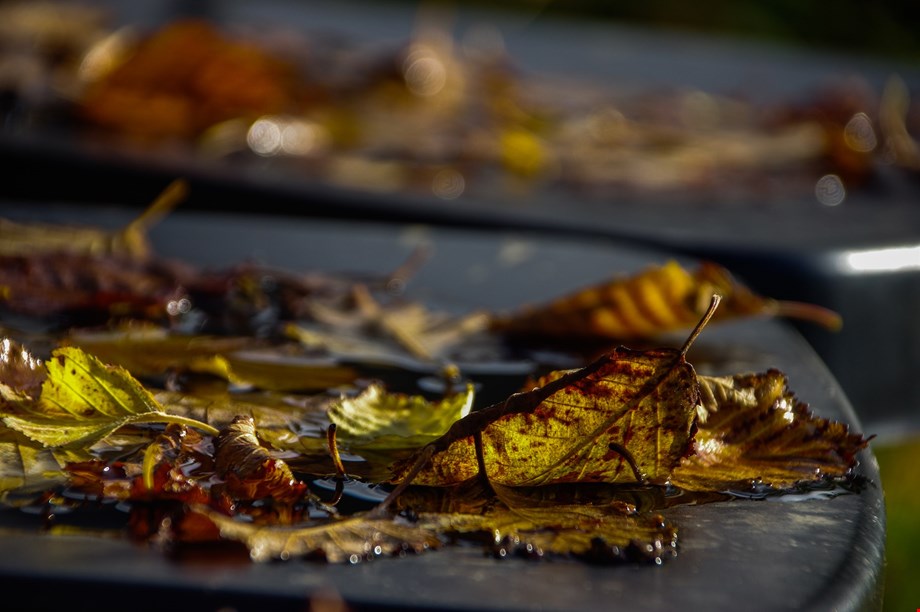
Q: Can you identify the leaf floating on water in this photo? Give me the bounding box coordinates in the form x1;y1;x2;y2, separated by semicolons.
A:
489;259;842;342
671;370;872;492
0;347;218;449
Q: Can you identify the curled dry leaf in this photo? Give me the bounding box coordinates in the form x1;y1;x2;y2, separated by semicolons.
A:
0;337;46;402
671;370;872;492
214;415;308;504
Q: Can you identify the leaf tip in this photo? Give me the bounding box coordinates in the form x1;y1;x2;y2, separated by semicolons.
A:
773;300;843;332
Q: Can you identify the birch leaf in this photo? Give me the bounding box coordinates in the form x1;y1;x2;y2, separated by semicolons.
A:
1;347;217;449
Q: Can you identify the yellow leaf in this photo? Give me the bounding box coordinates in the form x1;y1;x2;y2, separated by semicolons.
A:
68;329;359;391
329;383;474;451
1;347;218;449
490;259;842;341
0;179;185;260
197;506;442;563
393;345;699;487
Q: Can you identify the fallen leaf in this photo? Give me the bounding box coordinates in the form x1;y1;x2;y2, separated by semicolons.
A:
329;383;474;451
0;337;46;402
214;415;309;504
670;370;872;492
489;259;842;342
0;180;186;260
196;506;442;563
0;346;218;449
0;427;88;501
420;501;676;564
68;329;359;391
391;343;700;487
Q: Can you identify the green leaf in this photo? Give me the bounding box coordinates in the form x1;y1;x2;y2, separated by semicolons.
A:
1;347;218;449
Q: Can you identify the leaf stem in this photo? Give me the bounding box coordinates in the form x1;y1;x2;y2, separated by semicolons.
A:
132;413;220;437
371;444;436;517
680;294;721;358
326;424;347;506
608;442;647;484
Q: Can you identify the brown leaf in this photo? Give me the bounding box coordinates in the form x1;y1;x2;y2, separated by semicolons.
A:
214;415;308;503
670;369;872;492
0;337;46;400
0;251;194;323
420;502;676;564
